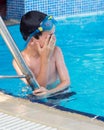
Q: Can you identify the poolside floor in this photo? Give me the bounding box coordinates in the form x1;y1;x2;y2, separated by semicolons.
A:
4;19;20;25
0;92;104;130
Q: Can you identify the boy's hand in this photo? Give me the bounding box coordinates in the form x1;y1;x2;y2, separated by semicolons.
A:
37;34;56;60
33;87;49;97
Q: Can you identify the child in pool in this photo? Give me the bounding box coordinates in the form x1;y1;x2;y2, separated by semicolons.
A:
13;10;70;97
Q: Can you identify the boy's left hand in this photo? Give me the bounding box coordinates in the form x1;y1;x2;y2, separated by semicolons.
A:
33;87;49;97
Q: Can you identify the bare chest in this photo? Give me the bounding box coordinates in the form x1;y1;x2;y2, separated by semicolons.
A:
25;56;57;83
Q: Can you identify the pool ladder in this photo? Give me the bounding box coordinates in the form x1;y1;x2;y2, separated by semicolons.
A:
0;16;40;90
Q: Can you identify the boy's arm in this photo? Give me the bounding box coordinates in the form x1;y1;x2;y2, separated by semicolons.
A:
34;46;70;97
49;46;70;94
12;59;28;84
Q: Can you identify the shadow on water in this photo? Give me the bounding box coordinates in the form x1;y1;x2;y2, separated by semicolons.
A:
27;91;76;103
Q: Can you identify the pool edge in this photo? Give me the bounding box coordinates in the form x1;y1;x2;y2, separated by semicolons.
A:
0;92;104;130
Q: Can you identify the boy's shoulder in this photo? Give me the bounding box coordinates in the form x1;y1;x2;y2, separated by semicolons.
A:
54;46;63;58
55;46;62;52
54;46;62;54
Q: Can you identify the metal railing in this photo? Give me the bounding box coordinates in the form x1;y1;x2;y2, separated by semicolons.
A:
0;16;40;90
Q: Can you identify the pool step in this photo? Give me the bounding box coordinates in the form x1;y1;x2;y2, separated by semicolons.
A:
0;112;57;130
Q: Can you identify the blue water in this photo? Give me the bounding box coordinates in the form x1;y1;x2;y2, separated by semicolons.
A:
0;14;104;117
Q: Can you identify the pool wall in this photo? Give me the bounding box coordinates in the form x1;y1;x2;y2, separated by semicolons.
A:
7;0;104;20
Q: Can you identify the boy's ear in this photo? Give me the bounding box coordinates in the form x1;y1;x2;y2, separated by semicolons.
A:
30;37;39;45
31;37;35;42
29;37;34;45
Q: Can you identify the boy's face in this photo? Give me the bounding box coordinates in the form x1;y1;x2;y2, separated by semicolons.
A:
39;26;56;48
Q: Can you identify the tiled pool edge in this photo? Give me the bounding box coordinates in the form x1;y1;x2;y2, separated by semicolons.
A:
7;0;104;20
0;92;104;130
4;10;104;26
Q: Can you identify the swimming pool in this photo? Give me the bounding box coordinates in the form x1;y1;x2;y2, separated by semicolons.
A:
0;13;104;119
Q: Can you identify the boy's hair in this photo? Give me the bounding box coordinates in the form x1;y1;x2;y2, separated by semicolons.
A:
20;11;47;40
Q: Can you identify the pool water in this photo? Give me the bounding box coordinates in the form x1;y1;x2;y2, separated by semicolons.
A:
0;14;104;117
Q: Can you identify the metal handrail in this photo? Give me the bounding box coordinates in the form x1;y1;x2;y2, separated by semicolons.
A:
0;16;40;90
0;75;26;79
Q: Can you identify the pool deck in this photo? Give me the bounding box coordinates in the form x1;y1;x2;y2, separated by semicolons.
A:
4;19;20;25
0;92;104;130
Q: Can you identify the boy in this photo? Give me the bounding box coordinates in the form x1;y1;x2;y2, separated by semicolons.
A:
13;11;70;97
